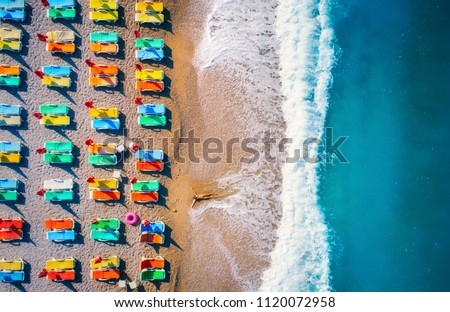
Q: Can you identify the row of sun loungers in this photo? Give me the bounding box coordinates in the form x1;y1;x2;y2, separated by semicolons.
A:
89;64;118;88
0;104;22;126
87;142;119;166
90;31;119;55
88;176;121;201
0;27;22;51
135;38;164;61
140;256;165;282
91;256;120;280
39;178;74;202
0;218;23;242
136;67;164;92
135;1;164;25
40;65;72;88
45;30;75;54
0;141;21;164
0;178;18;202
90;0;118;23
140;220;165;245
138;103;166;127
90;106;120;130
0;258;24;282
0;0;25;21
45;257;75;281
45;218;75;242
131;179;159;203
91;218;120;242
42;141;74;164
38;104;71;126
0;65;21;87
46;0;76;20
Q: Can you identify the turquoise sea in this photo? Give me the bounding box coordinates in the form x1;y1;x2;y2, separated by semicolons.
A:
322;0;450;291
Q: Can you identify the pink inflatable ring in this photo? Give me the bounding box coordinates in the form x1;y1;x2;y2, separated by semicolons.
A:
125;212;139;225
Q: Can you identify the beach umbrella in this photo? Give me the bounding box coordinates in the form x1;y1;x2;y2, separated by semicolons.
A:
41;0;49;8
134;30;141;38
85;59;96;67
38;268;48;278
34;70;45;79
85;138;94;146
85;101;94;108
0;218;2;222
91;218;99;225
36;189;46;196
86;176;96;183
37;34;48;42
134;97;143;105
33;112;43;120
130;177;138;184
94;256;103;264
132;144;140;153
143;220;150;226
135;64;142;71
36;148;46;154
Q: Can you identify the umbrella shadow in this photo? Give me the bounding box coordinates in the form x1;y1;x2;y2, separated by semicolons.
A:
162;224;182;251
52;5;83;36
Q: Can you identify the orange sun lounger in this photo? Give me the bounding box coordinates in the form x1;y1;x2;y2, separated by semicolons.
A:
44;219;74;230
89;65;118;76
88;143;117;155
135;161;164;172
136;80;164;92
90;269;120;280
0;229;22;241
140;232;164;245
0;65;20;76
46;42;75;54
47;270;75;281
0;218;23;229
90;42;118;54
131;191;158;203
140;256;164;270
89;76;118;88
90;190;120;201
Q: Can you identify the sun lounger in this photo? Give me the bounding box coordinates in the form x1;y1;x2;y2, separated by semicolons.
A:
90;0;118;10
42;76;71;88
45;141;73;152
46;31;75;43
89;76;118;88
46;258;75;270
140;233;164;245
0;9;25;21
47;8;76;19
135;150;164;161
0;39;21;51
0;270;24;282
88;143;117;155
40;104;68;115
88;155;117;166
139;115;166;127
90;32;118;43
140;268;165;281
90;256;120;269
0;115;21;126
0;178;18;189
0;65;19;75
131;191;158;203
40;115;70;126
44;219;74;230
0;28;21;40
88;178;118;189
92;119;120;130
136;69;164;81
42;65;71;77
136;161;164;172
137;104;166;115
0;229;22;241
0;152;20;163
44;190;74;202
0;0;25;9
140;256;164;270
89;65;118;76
0;141;21;152
136;1;163;13
47;0;75;8
91;229;119;242
140;221;165;234
136;80;164;92
0;76;20;87
90;42;118;55
0;258;23;271
47;230;75;242
135;38;164;50
46;42;75;54
132;180;159;192
0;218;22;229
90;107;118;118
90;218;119;230
135;48;164;61
44;179;73;190
135;12;164;25
90;10;118;23
44;153;73;164
91;268;120;280
47;270;75;281
0;190;18;201
0;104;21;115
90;190;120;201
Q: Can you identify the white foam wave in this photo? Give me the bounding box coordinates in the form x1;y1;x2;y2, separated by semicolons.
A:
260;0;336;291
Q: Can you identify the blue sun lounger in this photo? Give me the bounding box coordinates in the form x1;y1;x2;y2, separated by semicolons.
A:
0;178;18;189
47;230;75;242
92;119;120;130
0;270;24;283
140;221;165;234
48;0;75;8
135;150;163;161
137;104;165;116
135;49;164;61
42;66;71;77
0;104;21;115
0;10;25;21
0;141;21;152
0;0;25;9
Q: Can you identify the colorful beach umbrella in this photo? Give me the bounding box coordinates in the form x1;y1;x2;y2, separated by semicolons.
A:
85;59;95;67
134;97;143;105
33;112;43;119
132;144;140;153
135;64;142;71
130;177;138;184
36;148;46;154
94;257;103;264
34;70;45;79
85;138;94;146
86;176;96;183
91;218;99;225
41;0;49;8
134;31;141;38
85;101;94;108
36;189;46;196
38;268;48;278
37;34;48;42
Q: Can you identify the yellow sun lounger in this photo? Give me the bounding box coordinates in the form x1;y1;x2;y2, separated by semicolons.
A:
0;115;21;126
0;65;20;76
90;256;119;269
0;28;22;40
88;143;117;155
90;10;118;22
135;1;163;13
43;75;71;88
90;42;118;55
0;258;23;271
46;31;75;43
136;69;164;81
0;39;21;51
46;42;75;54
89;76;117;88
90;0;118;10
40;116;70;126
135;12;164;25
88;178;118;189
45;257;75;270
90;107;119;118
0;152;20;163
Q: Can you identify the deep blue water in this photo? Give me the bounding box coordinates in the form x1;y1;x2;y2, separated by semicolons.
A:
321;0;450;291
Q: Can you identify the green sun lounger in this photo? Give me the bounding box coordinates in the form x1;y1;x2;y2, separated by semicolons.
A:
90;218;119;230
138;115;166;127
90;229;119;242
90;32;118;43
88;155;117;166
135;38;164;50
40;104;68;115
140;269;165;281
131;180;159;192
44;153;73;164
0;190;18;201
47;8;76;20
45;141;73;152
44;190;74;202
0;76;20;87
